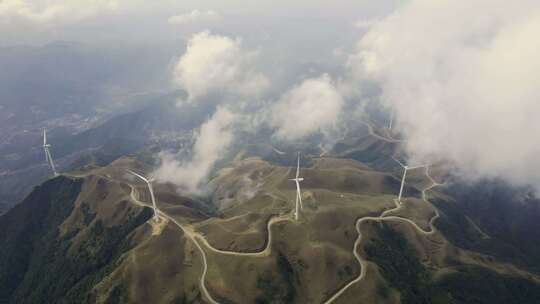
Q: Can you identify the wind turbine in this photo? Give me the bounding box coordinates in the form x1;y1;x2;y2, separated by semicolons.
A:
42;129;58;176
127;169;159;221
393;157;427;203
289;152;304;221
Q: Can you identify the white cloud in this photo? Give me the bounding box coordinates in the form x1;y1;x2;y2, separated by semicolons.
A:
349;0;540;187
168;9;220;25
0;0;119;24
271;74;344;141
157;31;270;193
153;107;237;194
353;18;379;30
172;31;269;101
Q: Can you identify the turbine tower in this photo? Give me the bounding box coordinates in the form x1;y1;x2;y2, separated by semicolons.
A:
393;157;426;203
42;129;58;176
388;110;394;130
289;152;304;221
127;169;159;221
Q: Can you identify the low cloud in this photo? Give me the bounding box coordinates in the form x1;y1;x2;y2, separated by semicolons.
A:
168;9;220;25
156;31;269;194
172;31;269;101
271;74;344;142
214;175;262;209
153;107;237;194
349;0;540;188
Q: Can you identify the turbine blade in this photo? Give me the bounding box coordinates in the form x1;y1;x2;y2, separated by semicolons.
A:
392;157;406;168
46;149;57;175
272;147;285;155
296;152;300;179
296;181;303;209
43;129;47;145
295;185;299;210
127;169;148;183
408;164;427;170
44;147;49;163
48;150;53;167
147;183;158;218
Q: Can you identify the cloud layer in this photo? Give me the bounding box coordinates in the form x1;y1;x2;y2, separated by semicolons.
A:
350;0;540;187
0;0;119;24
10;0;539;192
172;31;269;101
271;74;344;141
168;9;220;25
155;31;272;195
154;107;237;193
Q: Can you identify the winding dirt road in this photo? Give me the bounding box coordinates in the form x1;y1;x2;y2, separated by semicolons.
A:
127;163;444;304
128;186;220;304
70;141;443;304
191;214;291;257
323;165;443;304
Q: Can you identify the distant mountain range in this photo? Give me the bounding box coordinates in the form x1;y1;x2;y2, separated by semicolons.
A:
0;92;214;214
0;41;177;214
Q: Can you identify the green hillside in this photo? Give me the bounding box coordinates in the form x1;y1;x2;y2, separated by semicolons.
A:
1;155;539;303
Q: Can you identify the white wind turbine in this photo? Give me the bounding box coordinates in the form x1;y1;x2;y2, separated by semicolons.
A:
127;169;159;221
42;129;58;176
393;157;427;204
289;152;304;221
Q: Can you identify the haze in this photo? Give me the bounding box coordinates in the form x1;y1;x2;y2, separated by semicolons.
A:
2;0;540;192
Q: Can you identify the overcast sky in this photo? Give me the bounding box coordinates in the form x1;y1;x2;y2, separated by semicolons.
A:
0;0;401;99
0;0;398;46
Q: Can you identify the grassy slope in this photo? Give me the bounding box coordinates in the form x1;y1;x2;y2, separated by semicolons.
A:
364;223;540;304
0;177;82;303
434;180;540;274
3;154;540;304
0;175;154;303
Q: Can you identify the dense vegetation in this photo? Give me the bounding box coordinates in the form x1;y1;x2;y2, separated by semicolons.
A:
255;253;296;304
434;179;540;274
0;176;153;303
0;177;82;303
364;223;433;304
433;266;540;303
365;223;540;304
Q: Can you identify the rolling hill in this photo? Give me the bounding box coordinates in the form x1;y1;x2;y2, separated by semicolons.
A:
2;142;540;303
